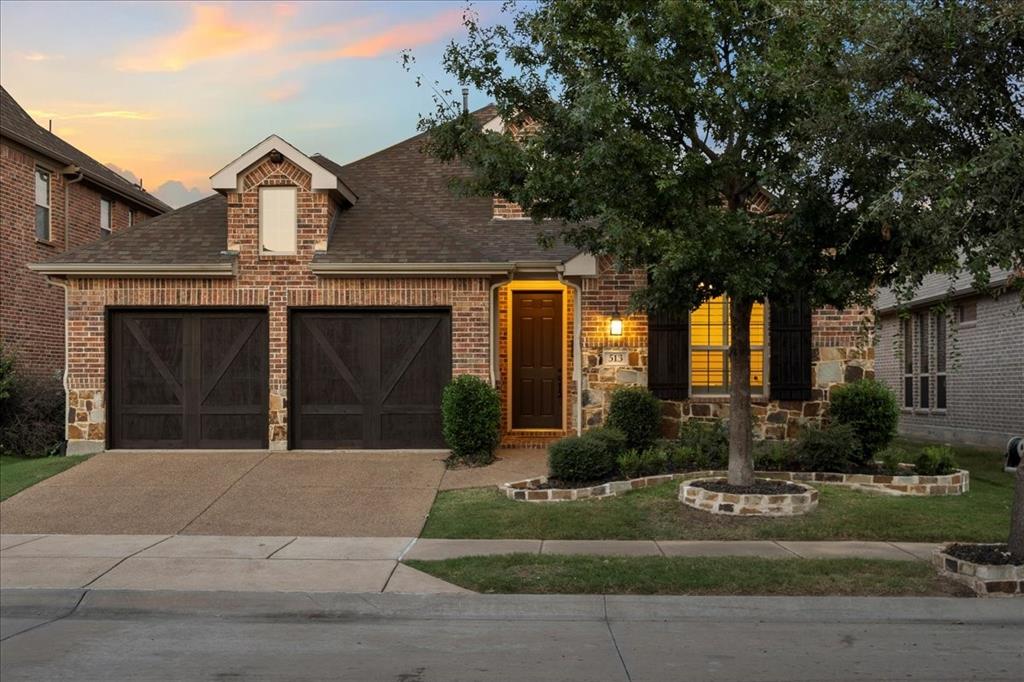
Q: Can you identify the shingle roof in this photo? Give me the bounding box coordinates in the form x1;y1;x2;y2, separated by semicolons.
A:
35;104;581;271
1;85;170;214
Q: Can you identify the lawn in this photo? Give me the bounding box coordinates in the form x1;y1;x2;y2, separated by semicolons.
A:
406;555;969;596
0;455;89;501
421;440;1013;542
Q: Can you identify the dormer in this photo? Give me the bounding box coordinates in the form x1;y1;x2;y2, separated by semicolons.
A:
210;135;356;261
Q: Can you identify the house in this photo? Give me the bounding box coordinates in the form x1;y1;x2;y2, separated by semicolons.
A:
30;106;873;454
874;270;1023;448
1;85;169;379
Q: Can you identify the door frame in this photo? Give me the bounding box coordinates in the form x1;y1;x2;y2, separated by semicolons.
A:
286;306;453;450
506;282;568;432
105;306;270;450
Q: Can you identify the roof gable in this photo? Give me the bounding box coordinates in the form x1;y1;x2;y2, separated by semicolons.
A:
210;134;357;204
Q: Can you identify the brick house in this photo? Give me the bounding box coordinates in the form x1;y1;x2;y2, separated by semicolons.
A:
1;85;169;379
31;106;872;454
875;270;1023;448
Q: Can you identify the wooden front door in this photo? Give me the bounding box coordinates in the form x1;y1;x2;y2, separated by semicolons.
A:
290;309;451;449
109;310;269;449
512;291;563;429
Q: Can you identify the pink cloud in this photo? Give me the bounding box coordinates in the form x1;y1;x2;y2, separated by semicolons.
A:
332;8;465;59
264;82;303;103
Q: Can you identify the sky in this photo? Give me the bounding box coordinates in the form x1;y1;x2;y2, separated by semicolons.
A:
0;1;501;207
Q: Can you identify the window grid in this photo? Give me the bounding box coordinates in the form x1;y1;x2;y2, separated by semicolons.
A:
35;167;50;241
690;296;765;396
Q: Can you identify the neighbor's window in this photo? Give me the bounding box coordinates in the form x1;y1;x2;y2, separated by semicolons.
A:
690;295;765;395
100;198;112;236
902;317;913;408
35;167;51;241
935;311;947;410
128;209;135;227
917;311;929;409
259;186;297;253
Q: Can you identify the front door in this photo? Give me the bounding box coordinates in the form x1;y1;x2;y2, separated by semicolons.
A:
512;291;563;429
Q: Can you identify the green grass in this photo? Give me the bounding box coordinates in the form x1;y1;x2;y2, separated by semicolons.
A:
421;440;1013;542
0;455;89;501
406;555;969;596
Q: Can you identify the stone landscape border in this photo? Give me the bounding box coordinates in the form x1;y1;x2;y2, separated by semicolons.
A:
933;546;1023;597
678;478;818;516
499;467;969;502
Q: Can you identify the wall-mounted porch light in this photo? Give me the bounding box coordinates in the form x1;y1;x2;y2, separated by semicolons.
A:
609;307;623;337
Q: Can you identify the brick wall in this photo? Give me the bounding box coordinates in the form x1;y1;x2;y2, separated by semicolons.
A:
0;139;157;379
62;155;492;453
875;294;1023;447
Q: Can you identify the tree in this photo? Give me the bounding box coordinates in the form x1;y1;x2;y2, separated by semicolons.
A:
414;0;1023;487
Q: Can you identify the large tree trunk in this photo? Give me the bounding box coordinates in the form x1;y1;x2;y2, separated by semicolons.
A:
727;296;755;487
1010;464;1024;561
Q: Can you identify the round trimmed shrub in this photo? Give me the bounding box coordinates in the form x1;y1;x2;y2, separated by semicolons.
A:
441;375;501;466
828;378;899;465
606;386;661;450
548;427;625;483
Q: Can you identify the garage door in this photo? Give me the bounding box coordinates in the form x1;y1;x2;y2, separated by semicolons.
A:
109;310;268;449
290;310;451;449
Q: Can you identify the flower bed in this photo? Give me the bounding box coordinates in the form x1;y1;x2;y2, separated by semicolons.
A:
499;466;968;503
933;544;1023;597
679;477;818;516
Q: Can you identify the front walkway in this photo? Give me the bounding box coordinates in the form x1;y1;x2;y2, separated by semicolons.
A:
0;534;943;593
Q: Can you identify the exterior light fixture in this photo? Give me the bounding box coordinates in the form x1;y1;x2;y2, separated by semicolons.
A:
268;149;284;164
609;308;623;337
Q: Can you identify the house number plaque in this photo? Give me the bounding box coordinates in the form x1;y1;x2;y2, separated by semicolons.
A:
602;349;629;366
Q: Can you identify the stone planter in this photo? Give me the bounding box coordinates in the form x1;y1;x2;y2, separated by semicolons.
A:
934;546;1023;597
678;478;818;516
499;472;704;502
769;468;969;496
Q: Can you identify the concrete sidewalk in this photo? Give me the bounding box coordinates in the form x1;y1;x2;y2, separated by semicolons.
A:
3;590;1021;680
1;534;944;593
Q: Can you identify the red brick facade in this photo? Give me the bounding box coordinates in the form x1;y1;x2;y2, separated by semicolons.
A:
0;139;158;378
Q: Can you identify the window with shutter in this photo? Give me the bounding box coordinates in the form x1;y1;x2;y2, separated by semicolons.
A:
647;309;688;400
768;293;812;401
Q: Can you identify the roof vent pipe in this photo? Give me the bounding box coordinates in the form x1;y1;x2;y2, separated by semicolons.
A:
461;87;469;115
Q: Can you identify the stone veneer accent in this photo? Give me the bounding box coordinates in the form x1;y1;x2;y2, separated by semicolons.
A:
679;478;819;516
500;472;699;502
934;547;1024;597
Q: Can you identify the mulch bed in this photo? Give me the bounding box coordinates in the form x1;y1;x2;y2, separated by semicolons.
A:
690;479;807;495
944;543;1023;566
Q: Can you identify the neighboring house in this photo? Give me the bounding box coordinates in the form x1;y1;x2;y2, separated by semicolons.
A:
875;270;1023;448
1;85;169;379
31;106;872;454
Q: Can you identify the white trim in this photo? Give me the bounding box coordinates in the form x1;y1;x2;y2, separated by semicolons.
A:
28;262;235;277
210;134;357;203
482;115;504;133
258;186;297;255
562;252;597;277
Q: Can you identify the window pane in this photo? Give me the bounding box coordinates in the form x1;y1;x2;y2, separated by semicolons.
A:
35;206;49;240
260;187;297;252
691;296;726;346
937;375;946;409
691;350;726;394
750;350;764;391
35;169;49;206
904;377;913;407
902;318;913;374
920;376;929;408
100;199;111;232
918;313;929;373
750;301;764;347
935;313;947;372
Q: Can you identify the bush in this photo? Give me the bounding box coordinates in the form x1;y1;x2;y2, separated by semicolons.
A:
793;423;861;473
606;386;661;450
677;419;729;469
876;446;907;474
617;447;669;479
828;379;899;464
441;375;501;466
753;440;798;471
914;445;957;476
0;366;65;458
548;427;625;483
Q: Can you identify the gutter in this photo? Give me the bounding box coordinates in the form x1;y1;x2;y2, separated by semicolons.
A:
310;261;562;276
28;262;236;277
1;128;168;214
488;274;512;386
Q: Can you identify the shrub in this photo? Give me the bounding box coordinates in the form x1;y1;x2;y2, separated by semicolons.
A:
828;379;899;464
876;446;907;474
606;386;661;450
548;427;625;483
441;375;501;466
616;449;644;479
793;423;861;473
753;440;797;471
616;447;670;478
914;445;957;476
677;419;729;469
0;368;65;458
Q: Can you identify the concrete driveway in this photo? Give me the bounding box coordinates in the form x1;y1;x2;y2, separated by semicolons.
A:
0;451;448;537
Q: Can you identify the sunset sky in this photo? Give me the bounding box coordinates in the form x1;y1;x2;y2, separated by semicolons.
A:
0;1;499;206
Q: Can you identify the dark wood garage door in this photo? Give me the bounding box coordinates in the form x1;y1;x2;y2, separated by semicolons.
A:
290;310;451;449
109;310;268;449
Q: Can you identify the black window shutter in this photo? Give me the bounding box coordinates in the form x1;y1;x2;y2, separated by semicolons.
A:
647;309;688;400
769;293;812;401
